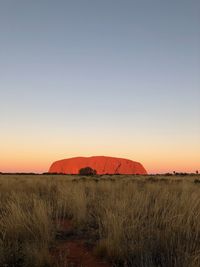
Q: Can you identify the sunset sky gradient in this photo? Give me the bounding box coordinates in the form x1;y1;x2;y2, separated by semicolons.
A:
0;0;200;173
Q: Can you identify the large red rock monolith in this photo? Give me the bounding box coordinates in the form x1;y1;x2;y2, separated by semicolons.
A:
48;156;147;175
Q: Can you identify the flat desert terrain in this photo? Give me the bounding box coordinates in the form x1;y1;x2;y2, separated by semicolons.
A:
1;174;200;267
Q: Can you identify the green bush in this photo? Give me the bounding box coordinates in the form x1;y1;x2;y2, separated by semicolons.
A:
79;167;97;176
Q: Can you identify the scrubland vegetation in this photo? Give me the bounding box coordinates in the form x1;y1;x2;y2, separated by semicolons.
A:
1;174;200;267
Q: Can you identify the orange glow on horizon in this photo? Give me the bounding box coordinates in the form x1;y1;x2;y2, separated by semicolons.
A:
1;156;199;174
1;132;199;174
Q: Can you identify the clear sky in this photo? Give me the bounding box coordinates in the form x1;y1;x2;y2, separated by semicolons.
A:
0;0;199;173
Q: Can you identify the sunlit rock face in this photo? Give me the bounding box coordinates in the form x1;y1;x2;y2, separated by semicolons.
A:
48;156;147;175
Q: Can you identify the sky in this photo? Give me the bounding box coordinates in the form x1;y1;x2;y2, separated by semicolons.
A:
0;0;199;174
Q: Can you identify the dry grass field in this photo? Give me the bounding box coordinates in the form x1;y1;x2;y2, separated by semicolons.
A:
0;174;200;267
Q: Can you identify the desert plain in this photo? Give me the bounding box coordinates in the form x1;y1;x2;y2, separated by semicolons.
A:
1;173;200;267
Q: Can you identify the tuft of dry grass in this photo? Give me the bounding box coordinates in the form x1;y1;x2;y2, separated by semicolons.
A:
0;174;200;266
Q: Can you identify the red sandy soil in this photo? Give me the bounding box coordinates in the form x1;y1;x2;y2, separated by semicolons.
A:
51;220;111;267
49;156;147;175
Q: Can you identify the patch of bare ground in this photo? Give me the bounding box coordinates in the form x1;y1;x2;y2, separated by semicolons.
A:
51;220;111;267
